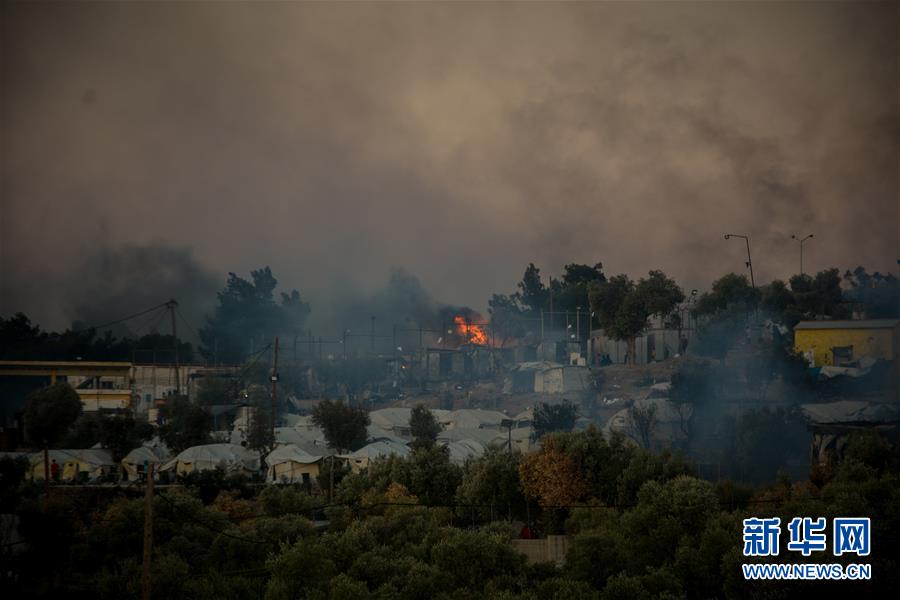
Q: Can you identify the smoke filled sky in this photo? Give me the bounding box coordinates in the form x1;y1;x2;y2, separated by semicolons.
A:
2;1;898;331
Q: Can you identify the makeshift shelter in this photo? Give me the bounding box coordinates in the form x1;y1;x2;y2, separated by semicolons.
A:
121;445;170;481
160;443;260;477
340;439;410;472
265;444;322;484
446;409;508;430
27;449;115;482
440;439;486;464
603;397;691;449
369;408;413;437
800;400;900;465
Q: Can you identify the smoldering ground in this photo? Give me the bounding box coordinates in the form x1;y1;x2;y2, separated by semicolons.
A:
2;2;898;329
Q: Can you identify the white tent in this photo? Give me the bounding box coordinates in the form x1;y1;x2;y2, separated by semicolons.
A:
121;445;170;480
446;409;508;430
440;439;486;464
28;449;115;482
264;444;322;484
340;439;410;472
603;397;691;448
160;443;260;476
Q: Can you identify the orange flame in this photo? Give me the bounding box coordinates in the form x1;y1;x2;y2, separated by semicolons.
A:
453;315;489;345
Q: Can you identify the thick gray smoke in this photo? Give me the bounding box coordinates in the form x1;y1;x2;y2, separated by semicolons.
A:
2;2;897;330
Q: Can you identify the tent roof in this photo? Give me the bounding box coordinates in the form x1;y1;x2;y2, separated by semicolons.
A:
265;444;322;467
800;401;900;424
29;448;114;467
122;446;170;465
447;409;508;429
161;443;259;471
440;439;486;464
341;439;410;460
437;427;501;446
369;407;412;429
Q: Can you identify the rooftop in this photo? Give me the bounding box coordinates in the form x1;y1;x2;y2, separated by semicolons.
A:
794;319;900;331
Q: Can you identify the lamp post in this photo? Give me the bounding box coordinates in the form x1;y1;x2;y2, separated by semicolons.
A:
791;234;814;275
724;234;755;289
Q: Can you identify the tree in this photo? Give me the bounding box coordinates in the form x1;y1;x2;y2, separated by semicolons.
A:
590;271;684;365
199;267;310;364
24;383;83;484
409;404;442;449
843;266;900;318
515;263;549;316
487;293;528;346
789;268;848;319
310;399;369;453
533;400;578;440
519;436;588;508
691;273;759;318
158;397;211;453
64;413;154;463
629;403;658;449
457;447;526;521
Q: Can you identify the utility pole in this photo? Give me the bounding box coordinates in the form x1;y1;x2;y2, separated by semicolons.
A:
724;234;755;289
141;463;155;600
370;316;376;354
271;336;279;441
791;234;814;275
165;299;180;396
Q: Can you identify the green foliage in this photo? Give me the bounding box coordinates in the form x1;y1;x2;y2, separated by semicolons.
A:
158;396;212;453
24;383;82;447
310;399;370;453
199;267;310;364
789;268;849;319
720;407;809;483
533;400;578;439
458;446;526;520
364;445;463;506
843;266;900;318
590;271;683;349
691;273;758;317
63;412;154;462
194;377;238;406
410;404;442;448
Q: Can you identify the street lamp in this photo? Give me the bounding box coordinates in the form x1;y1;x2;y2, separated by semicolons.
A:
724;234;755;288
791;234;814;276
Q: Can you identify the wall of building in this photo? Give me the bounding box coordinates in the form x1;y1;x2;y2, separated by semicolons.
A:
794;327;897;367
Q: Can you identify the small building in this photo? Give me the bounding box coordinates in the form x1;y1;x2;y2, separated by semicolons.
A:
265;445;322;485
800;400;900;466
794;319;900;368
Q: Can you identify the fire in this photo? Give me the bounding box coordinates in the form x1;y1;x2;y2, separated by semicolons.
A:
453;314;489;345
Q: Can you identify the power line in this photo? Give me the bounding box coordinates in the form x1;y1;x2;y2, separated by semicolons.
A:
175;306;201;340
72;302;171;333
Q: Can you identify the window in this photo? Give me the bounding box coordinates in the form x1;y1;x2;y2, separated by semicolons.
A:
832;345;853;366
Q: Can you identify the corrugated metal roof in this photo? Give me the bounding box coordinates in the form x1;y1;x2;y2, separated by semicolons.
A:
794;319;900;331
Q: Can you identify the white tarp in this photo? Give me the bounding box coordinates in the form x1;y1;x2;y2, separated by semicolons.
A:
440;439;486;464
28;449;115;482
446;409;508;430
800;401;900;424
121;444;170;479
160;443;259;475
264;444;322;483
340;439;410;472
